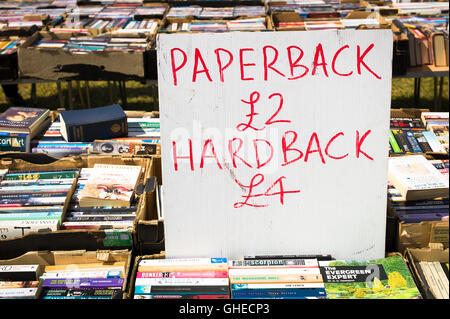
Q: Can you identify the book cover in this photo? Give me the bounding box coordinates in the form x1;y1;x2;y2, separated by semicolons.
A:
388;155;449;201
79;164;142;208
319;255;421;299
0;107;49;133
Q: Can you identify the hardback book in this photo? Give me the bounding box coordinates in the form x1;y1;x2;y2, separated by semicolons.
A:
59;104;128;142
388;155;449;201
78;164;142;208
0;107;50;139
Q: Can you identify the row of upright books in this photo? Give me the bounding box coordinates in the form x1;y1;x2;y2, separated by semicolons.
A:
133;255;426;299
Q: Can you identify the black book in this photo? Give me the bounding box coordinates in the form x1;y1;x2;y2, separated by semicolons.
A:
59;104;128;142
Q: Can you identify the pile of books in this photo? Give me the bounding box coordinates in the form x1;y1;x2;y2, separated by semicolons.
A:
0;39;25;55
61;164;142;230
0;169;78;239
0;265;40;299
134;258;230;299
32;37;148;52
32;112;160;158
388;154;449;223
40;261;126;299
229;257;326;299
415;261;449;299
0;107;51;153
62;166;139;230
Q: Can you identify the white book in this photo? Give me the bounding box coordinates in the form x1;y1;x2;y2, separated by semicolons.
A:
422;131;446;153
388;155;449;201
0;288;38;298
430;262;449;299
139;258;227;267
231;283;325;289
41;270;122;279
0;265;39;273
135;277;229;286
0;220;59;239
433;262;449;298
420;262;443;299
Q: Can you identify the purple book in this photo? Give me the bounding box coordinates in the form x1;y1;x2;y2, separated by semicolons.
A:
42;278;124;289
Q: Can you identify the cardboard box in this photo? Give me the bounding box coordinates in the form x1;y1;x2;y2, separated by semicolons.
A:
0;153;153;260
271;12;305;31
135;155;165;255
398;220;449;253
126;251;165;299
0;249;132;299
18;31;153;81
405;243;449;299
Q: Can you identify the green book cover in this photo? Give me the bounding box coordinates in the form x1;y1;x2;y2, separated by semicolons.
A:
319;255;421;299
389;130;403;153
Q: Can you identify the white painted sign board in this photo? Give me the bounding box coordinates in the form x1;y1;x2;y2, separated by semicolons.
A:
157;30;393;260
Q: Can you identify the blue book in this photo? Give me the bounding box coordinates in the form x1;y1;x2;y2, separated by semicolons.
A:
231;288;327;299
59;104;127;142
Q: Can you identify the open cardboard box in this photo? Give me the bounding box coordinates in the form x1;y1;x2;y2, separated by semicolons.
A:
18;31;153;81
135;155;165;255
126;250;165;299
404;243;449;299
0;152;153;260
0;249;132;299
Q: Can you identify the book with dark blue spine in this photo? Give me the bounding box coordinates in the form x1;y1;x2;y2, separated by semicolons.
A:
59;105;127;142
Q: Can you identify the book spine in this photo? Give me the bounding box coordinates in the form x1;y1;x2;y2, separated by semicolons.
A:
392;130;412;153
231;288;327;299
134;285;230;295
229;268;320;276
231;283;325;289
134;294;230;299
42;278;124;289
405;131;423;153
230;274;323;284
389;130;403;153
136;271;229;279
413;132;433;153
230;259;318;268
139;258;227;267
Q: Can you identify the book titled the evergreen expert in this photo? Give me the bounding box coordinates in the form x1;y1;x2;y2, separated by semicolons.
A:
59;104;127;142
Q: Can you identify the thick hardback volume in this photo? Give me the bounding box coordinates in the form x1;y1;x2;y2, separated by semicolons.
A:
59;104;128;142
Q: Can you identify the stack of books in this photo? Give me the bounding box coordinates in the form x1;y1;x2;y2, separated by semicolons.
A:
62;166;138;230
229;257;326;299
0;107;50;153
0;169;79;239
134;258;230;299
33;116;160;158
0;265;41;299
0;39;25;55
233;6;265;17
227;17;266;31
421;112;449;154
39;261;126;299
32;37;148;52
76;164;142;209
388;155;449;223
